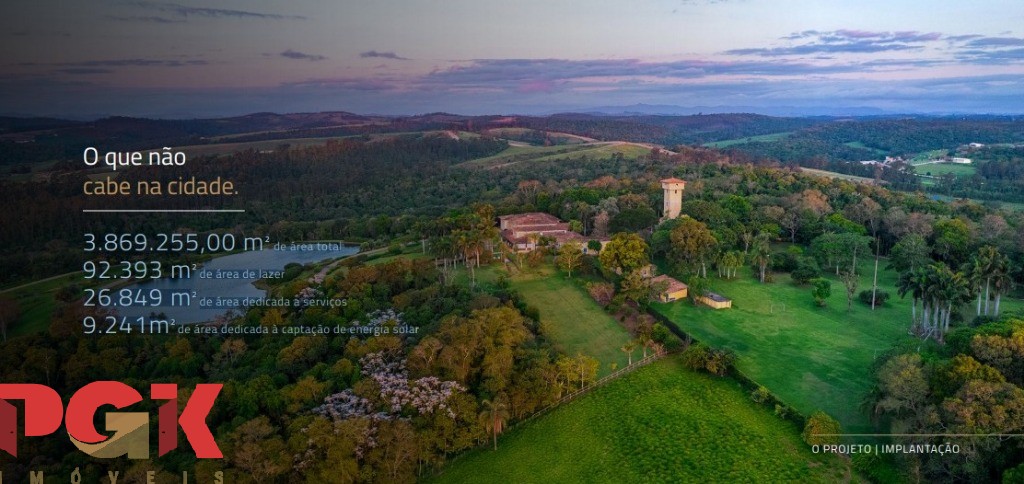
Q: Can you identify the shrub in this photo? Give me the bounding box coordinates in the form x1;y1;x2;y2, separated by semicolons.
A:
651;323;681;351
526;250;545;268
578;255;599;276
773;250;800;273
281;263;304;283
587;239;603;252
751;385;771;404
790;258;820;285
801;411;842;446
387;243;403;255
651;323;672;344
773;404;789;419
704;349;736;376
681;342;735;376
586;282;616;307
681;343;712;371
811;279;831;307
858;289;890;306
1001;462;1024;483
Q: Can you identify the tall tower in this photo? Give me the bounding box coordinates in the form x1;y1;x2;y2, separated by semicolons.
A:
661;177;686;220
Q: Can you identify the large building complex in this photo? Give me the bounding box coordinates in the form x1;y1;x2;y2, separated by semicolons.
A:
499;212;586;252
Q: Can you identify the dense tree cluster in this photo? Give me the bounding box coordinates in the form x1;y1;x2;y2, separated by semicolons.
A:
873;318;1024;481
0;257;568;483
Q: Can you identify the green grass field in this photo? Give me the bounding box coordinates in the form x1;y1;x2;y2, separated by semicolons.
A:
799;168;878;184
1;272;82;337
652;258;1024;435
431;356;857;483
457;144;592;168
484;128;593;145
842;141;887;155
459;142;651;169
653;259;906;433
703;131;793;148
915;163;977;177
910;149;949;162
447;262;631;376
476;264;633;376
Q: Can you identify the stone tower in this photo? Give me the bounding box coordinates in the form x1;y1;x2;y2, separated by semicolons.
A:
661;177;686;220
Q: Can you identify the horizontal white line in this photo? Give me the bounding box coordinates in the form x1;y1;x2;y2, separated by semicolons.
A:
83;209;245;213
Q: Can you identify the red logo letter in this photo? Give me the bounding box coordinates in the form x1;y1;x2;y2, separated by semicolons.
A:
153;384;222;458
0;384;63;457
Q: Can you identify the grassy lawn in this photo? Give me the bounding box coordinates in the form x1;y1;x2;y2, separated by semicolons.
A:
842;141;887;155
799;168;878;184
507;265;632;376
431;356;857;483
530;143;650;162
457;264;633;376
703;131;793;148
910;149;949;162
1;272;83;338
916;163;977;177
652;258;915;435
459;142;650;169
457;144;591;168
483;128;591;145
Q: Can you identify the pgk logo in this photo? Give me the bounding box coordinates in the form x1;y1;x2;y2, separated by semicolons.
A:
0;382;222;459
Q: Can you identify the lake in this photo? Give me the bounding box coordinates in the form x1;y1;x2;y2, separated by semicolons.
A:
114;243;358;324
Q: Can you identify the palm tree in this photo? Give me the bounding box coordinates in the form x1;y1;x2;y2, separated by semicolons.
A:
964;256;985;317
429;235;456;285
638;334;652;359
919;264;943;340
620;341;637;366
429;235;454;268
968;246;999;316
915;263;970;343
896;269;924;333
992;260;1015;317
937;267;970;342
751;233;771;283
740;231;753;255
479;397;510;451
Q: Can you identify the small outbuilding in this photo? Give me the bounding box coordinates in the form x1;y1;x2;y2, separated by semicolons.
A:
651;274;688;302
697;292;732;309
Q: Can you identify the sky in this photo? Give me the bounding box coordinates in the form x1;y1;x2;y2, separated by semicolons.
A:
2;0;1024;118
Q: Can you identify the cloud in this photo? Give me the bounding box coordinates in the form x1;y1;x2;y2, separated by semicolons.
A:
964;36;1024;47
280;50;327;61
734;30;941;57
728;43;921;56
23;59;209;68
55;68;115;75
106;15;186;23
360;50;410;60
282;77;398;91
422;58;857;89
121;2;306;20
7;30;71;38
957;48;1024;63
945;34;984;42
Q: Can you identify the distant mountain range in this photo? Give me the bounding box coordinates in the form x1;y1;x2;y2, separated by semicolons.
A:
559;103;896;117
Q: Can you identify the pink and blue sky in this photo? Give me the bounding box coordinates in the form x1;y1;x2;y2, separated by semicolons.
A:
2;0;1023;118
